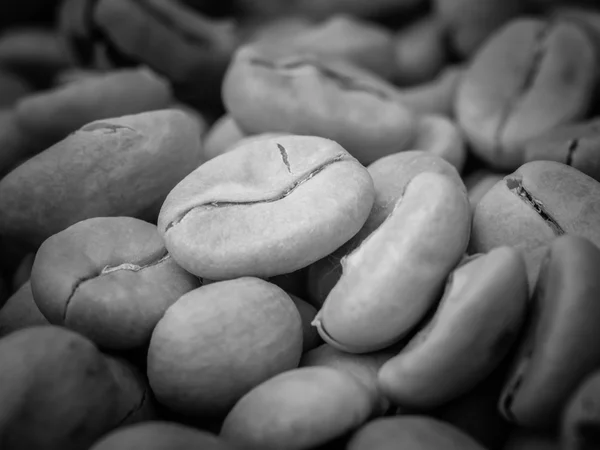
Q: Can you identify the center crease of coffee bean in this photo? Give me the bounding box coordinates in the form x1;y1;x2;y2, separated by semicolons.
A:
62;249;171;321
494;24;552;155
81;123;137;134
100;252;171;274
505;176;565;235
164;153;351;232
248;57;391;101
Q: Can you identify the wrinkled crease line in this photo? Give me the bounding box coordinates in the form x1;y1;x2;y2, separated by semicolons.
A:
63;251;171;321
506;176;565;236
494;24;552;156
248;56;391;100
277;143;292;173
165;153;350;232
101;252;170;274
81;123;137;134
63;274;98;322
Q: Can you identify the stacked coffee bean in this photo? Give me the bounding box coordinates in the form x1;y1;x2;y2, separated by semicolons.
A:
0;0;599;449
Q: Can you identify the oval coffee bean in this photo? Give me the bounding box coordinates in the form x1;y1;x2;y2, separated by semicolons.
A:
158;134;375;280
470;161;600;289
0;109;203;248
562;370;600;450
313;171;471;353
147;277;303;418
0;326;154;450
307;150;463;307
378;247;528;409
223;45;418;165
30;217;200;350
457;18;598;170
347;415;486;450
499;235;600;428
89;421;236;450
0;281;48;338
220;366;375;450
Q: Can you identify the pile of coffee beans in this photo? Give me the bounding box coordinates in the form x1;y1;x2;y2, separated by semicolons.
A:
0;0;599;449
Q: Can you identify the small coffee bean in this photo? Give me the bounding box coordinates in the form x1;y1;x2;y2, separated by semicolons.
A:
147;277;303;418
